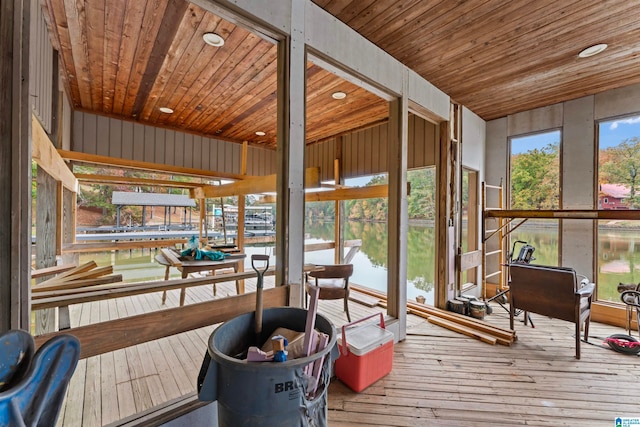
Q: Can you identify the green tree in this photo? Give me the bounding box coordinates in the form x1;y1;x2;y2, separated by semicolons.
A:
510;143;559;209
600;138;640;208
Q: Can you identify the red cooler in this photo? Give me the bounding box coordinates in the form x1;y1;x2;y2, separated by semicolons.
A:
335;313;394;392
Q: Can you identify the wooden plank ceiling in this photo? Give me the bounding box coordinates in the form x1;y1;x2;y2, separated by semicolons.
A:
43;0;388;150
44;0;640;150
313;0;640;120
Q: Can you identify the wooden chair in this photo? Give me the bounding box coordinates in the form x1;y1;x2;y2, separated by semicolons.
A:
508;263;595;359
306;264;354;322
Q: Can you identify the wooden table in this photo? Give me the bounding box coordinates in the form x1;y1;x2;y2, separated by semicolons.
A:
156;248;246;306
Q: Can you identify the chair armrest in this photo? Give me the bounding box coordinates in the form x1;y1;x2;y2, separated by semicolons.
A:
576;282;595;297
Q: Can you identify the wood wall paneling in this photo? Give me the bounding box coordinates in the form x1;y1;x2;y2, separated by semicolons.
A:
30;0;53;132
133;122;145;161
146;127;158;163
36;167;58;334
96;115;109;157
108;119;122;158
174;131;184;166
155;128;165;165
192;135;202;170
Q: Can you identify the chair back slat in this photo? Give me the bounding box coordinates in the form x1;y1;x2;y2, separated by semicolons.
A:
309;264;353;280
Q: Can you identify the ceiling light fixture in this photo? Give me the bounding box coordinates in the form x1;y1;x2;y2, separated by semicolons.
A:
332;91;347;100
159;107;174;114
203;32;225;47
578;43;608;58
255;131;266;136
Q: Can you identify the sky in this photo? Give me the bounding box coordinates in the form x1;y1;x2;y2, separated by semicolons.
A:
511;114;640;154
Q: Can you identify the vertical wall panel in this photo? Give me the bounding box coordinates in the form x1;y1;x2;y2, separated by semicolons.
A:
174;132;184;166
29;0;53;132
133;123;145;161
360;128;377;175
201;139;210;170
83;114;97;154
121;121;133;160
96;115;110;157
192;135;202;170
165;130;175;166
144;126;155;163
183;134;193;167
72;112;83;152
155;128;165;164
215;140;224;172
108;119;122;158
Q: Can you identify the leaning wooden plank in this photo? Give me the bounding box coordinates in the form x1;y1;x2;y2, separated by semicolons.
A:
61;265;114;281
32;115;78;191
33;261;98;287
31;275;123;293
33;265;115;289
31;264;78;279
427;316;498;345
33;286;290;359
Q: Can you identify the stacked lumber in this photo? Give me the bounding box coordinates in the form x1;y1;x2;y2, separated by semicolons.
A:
350;284;517;346
32;261;123;293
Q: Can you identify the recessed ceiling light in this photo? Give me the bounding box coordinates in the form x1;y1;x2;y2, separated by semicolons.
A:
203;32;225;47
159;107;174;114
578;43;608;58
255;131;266;136
332;91;347;100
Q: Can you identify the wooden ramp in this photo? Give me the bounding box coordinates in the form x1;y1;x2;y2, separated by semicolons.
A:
51;279;640;426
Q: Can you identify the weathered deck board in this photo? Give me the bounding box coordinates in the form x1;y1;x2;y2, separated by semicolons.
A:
52;278;640;426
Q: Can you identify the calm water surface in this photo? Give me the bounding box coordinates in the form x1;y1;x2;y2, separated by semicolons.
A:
79;221;640;305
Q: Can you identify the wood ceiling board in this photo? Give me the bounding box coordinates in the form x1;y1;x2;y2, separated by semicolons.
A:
313;0;640;120
432;1;631;90
140;5;217;122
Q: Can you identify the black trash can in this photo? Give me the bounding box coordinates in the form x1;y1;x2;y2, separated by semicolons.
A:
198;307;338;426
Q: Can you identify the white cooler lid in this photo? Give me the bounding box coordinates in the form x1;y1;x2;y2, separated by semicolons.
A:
338;323;394;356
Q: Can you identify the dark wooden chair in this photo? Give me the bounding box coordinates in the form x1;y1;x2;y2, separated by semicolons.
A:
306;264;354;322
508;263;595;359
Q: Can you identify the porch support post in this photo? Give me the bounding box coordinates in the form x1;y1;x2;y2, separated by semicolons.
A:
436;108;455;309
0;0;31;332
276;0;306;307
386;72;409;341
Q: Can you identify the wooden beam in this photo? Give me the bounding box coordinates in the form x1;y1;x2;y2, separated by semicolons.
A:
31;264;78;279
33;286;289;359
32;115;78;191
191;167;320;199
237;141;248;294
1;0;31;332
306;184;390;202
58;149;247;181
75;173;206;189
486;209;640;220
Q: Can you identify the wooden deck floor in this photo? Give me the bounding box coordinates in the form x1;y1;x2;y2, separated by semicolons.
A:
52;277;640;426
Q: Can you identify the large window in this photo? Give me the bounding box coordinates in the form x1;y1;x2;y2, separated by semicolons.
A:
597;114;640;302
509;131;560;265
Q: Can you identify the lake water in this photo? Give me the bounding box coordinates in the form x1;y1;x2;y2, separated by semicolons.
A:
79;221;640;305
